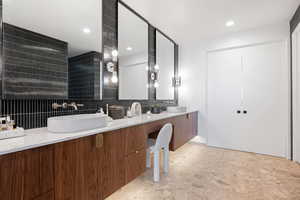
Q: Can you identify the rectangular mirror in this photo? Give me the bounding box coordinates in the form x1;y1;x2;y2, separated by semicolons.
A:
3;0;102;99
118;2;149;100
156;30;175;100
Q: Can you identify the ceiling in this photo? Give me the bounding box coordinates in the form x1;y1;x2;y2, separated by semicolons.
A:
3;0;102;57
123;0;300;44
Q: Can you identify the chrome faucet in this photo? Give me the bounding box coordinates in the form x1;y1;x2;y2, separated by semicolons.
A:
130;102;142;116
52;102;84;110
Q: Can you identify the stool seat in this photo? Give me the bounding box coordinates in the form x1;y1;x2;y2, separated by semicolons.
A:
146;123;173;182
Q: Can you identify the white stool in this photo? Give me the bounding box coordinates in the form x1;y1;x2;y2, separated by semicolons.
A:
146;123;173;182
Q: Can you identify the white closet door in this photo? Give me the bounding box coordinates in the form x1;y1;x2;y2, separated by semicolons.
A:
207;49;244;150
207;42;288;157
241;42;288;157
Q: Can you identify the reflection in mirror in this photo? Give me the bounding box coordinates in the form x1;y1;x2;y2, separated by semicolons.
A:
3;0;102;99
118;3;149;100
156;31;175;100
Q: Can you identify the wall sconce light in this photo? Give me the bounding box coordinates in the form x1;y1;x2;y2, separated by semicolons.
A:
106;62;115;72
172;76;182;87
150;72;157;81
106;61;118;84
154;81;159;88
154;64;159;71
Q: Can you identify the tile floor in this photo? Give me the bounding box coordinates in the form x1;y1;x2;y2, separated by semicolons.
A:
107;142;300;200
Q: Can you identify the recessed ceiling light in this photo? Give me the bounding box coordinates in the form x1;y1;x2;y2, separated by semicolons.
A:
226;20;235;27
126;46;133;51
83;28;91;34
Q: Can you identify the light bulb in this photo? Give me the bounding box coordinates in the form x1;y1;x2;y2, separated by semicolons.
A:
154;81;159;88
112;50;118;57
111;72;118;83
154;65;159;71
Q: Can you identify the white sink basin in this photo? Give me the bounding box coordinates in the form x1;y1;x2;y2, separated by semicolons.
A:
47;114;108;133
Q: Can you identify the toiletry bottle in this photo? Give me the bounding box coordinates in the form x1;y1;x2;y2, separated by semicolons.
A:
1;119;7;131
127;106;132;118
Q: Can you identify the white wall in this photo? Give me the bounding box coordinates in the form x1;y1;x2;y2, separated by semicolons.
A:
179;22;290;143
119;52;148;100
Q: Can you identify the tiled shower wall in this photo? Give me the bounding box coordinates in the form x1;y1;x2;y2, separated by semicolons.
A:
0;0;179;129
3;23;68;99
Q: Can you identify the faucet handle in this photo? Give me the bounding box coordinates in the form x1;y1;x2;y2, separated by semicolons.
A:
77;104;84;107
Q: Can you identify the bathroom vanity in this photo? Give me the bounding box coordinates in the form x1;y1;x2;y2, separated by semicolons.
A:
0;111;198;200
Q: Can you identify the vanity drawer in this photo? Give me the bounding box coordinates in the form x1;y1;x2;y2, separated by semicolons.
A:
125;149;146;184
144;119;168;134
123;125;147;156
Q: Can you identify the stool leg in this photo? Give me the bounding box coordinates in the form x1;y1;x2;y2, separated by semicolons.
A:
153;150;160;182
146;148;151;168
163;147;169;173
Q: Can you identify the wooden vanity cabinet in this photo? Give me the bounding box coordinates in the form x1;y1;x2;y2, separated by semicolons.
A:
170;112;198;151
123;125;147;184
0;146;54;200
0;152;24;200
54;135;103;200
102;130;126;198
0;112;198;200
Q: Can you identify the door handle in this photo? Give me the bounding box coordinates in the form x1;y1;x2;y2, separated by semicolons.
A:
237;110;241;114
243;110;247;114
95;134;103;148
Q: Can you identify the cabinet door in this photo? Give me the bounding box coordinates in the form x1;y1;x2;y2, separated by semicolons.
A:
55;136;102;200
103;130;125;198
0;146;54;200
171;115;188;150
0;153;24;200
125;149;146;184
23;146;54;200
123;125;146;156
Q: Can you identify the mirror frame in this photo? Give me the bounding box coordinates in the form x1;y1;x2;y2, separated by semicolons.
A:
155;29;177;101
117;0;150;100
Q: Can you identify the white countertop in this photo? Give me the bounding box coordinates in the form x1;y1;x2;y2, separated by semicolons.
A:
0;110;198;156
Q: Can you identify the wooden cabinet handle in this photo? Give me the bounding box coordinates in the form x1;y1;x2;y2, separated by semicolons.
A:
96;134;103;149
186;114;191;119
135;151;139;154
